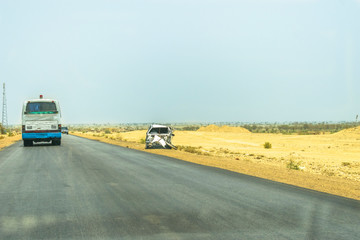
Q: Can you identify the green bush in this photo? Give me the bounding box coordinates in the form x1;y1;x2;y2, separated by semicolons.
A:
264;142;272;149
286;160;301;170
139;138;146;144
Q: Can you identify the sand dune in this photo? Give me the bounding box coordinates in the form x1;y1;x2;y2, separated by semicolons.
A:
335;126;360;136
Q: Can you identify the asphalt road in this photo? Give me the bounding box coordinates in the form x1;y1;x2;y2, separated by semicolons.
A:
0;135;359;240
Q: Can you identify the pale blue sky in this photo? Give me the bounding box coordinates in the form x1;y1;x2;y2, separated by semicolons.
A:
1;0;359;124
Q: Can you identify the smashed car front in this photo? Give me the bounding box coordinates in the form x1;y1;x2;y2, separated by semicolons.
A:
146;126;173;148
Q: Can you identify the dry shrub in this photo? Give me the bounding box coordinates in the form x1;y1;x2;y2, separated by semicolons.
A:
177;145;203;155
322;169;335;176
264;142;272;149
342;162;351;167
287;159;301;170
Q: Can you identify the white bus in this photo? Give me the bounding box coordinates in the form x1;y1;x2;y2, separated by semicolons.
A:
22;95;62;146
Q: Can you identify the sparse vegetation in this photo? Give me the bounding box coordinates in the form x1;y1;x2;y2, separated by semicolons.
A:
178;126;201;131
286;159;301;170
322;169;335;176
342;162;351;167
0;124;5;134
177;145;203;155
241;122;359;134
116;135;124;141
139;138;146;144
7;132;14;137
222;148;230;154
264;142;272;149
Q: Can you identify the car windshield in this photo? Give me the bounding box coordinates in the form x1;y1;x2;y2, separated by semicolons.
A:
26;102;57;114
149;127;169;134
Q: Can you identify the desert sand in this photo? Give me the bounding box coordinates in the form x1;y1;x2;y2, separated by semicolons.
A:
0;134;21;150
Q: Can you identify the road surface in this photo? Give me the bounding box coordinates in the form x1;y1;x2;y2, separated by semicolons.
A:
0;135;359;239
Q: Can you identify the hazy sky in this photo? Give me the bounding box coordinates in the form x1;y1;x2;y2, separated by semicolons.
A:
1;0;359;124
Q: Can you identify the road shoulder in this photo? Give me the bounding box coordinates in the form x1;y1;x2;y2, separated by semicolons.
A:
0;134;22;151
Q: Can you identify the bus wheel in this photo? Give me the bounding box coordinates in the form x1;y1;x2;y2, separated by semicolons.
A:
52;139;61;146
24;140;33;147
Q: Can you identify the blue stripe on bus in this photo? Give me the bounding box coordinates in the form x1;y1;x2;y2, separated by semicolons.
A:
22;132;61;139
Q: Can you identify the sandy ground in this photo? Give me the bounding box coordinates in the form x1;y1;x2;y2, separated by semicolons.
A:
0;134;22;150
71;127;360;200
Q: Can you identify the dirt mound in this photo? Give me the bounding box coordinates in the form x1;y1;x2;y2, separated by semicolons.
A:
197;125;250;133
336;126;360;136
197;125;220;132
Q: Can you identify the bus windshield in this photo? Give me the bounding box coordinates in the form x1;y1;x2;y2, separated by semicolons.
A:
25;102;58;114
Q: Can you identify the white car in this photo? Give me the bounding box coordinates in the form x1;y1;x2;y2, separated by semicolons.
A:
61;127;69;134
145;124;175;149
